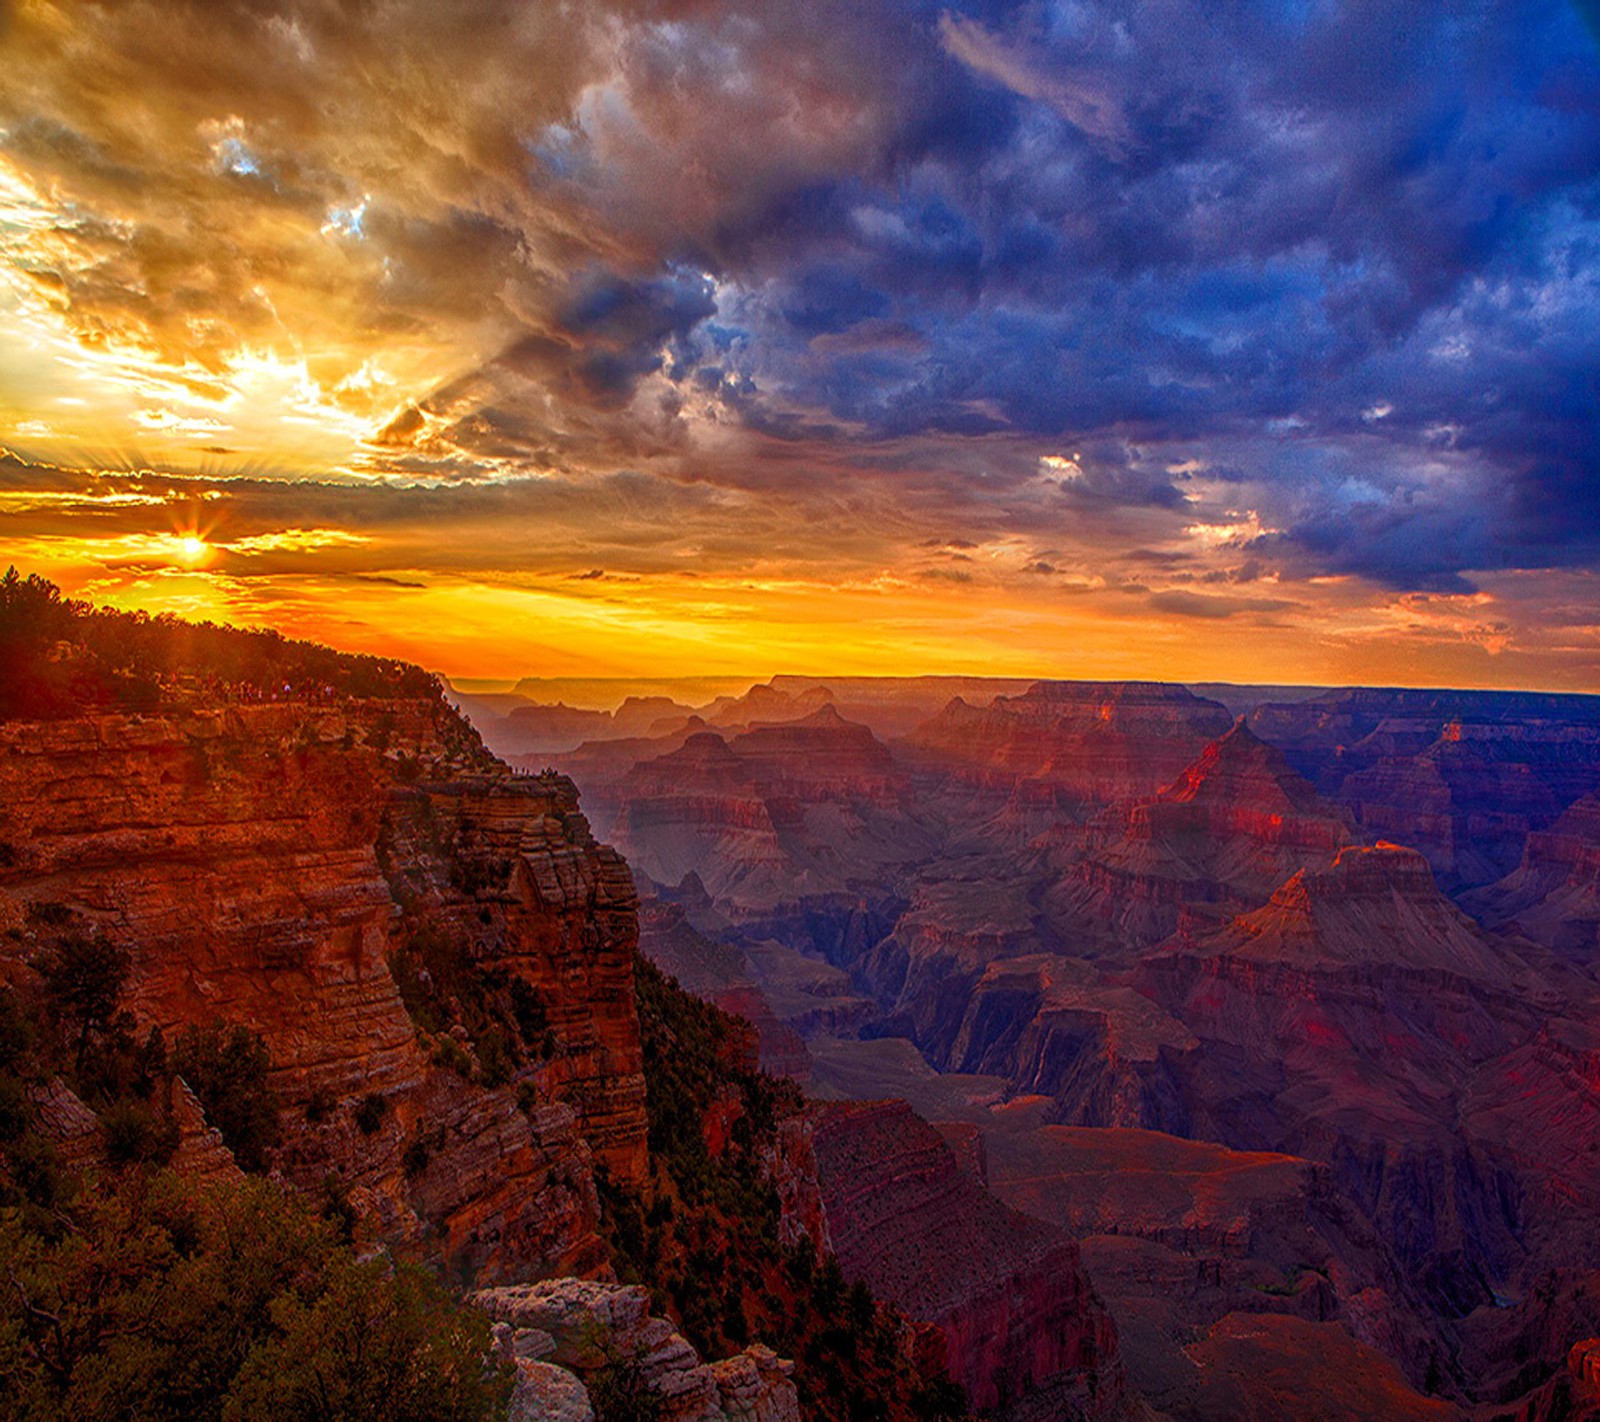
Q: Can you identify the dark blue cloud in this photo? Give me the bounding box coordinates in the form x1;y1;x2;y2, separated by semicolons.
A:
578;0;1599;589
11;0;1595;598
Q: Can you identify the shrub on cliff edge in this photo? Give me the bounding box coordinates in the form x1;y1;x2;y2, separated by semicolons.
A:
603;955;973;1422
0;1170;514;1422
171;1023;282;1172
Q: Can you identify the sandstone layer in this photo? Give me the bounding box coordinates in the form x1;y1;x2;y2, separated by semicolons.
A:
0;700;646;1280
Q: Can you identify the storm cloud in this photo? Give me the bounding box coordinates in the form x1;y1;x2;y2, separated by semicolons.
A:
0;0;1597;681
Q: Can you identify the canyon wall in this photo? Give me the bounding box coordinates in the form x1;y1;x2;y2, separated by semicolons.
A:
0;699;644;1282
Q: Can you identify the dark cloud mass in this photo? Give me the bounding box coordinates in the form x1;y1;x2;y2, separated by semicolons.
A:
0;0;1597;663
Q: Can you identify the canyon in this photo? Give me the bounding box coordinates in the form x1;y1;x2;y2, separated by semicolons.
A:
9;625;1600;1419
0;603;1012;1420
493;673;1600;1421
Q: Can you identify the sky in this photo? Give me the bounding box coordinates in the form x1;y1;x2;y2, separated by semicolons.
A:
0;0;1597;687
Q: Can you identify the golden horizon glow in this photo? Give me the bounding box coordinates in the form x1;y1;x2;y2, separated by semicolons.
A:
6;527;1596;694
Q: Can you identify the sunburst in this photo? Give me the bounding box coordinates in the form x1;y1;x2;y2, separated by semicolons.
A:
175;535;209;566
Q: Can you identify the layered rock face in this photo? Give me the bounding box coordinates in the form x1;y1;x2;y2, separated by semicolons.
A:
874;836;1600;1404
592;730;799;905
1045;721;1354;954
582;708;935;914
1136;848;1543;1303
0;699;645;1280
440;673;1600;1417
637;898;812;1080
1465;791;1600;955
980;1124;1445;1410
902;681;1236;822
811;1098;1128;1418
1176;1314;1457;1422
924;954;1197;1131
381;773;648;1185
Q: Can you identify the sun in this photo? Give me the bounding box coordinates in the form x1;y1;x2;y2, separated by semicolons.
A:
175;535;208;566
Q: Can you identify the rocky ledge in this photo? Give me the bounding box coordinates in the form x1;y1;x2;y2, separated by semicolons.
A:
474;1278;800;1422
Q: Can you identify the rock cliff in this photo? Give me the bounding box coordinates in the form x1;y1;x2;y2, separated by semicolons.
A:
811;1097;1130;1418
902;681;1235;832
1246;688;1600;889
1465;791;1600;955
0;699;644;1281
1045;720;1354;954
584;709;936;912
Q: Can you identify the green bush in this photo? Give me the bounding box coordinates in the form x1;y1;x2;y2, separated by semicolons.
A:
171;1024;281;1172
222;1256;508;1422
433;1035;473;1077
0;1170;513;1422
387;910;558;1087
605;957;970;1422
100;1099;179;1167
36;931;130;1072
354;1093;389;1135
588;1358;666;1422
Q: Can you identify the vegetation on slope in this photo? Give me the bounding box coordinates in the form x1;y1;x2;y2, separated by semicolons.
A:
0;567;442;719
600;954;971;1422
0;943;511;1421
0;579;964;1419
1;907;282;1186
0;1169;511;1422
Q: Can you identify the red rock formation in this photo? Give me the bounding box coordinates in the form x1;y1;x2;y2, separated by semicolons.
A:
732;704;901;793
436;675;1600;1415
381;775;647;1185
978;1124;1446;1410
0;699;646;1281
1136;844;1540;1173
587;712;933;913
1154;842;1519;979
1466;792;1600;955
598;731;796;904
1046;720;1354;953
810;1098;1128;1418
638;899;812;1079
1246;688;1600;890
903;681;1235;814
938;955;1197;1130
1134;845;1558;1322
1178;1313;1457;1421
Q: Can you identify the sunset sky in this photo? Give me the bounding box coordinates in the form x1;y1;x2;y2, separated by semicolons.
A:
1;0;1598;686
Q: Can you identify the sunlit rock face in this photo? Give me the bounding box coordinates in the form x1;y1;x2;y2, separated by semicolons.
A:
0;697;647;1280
